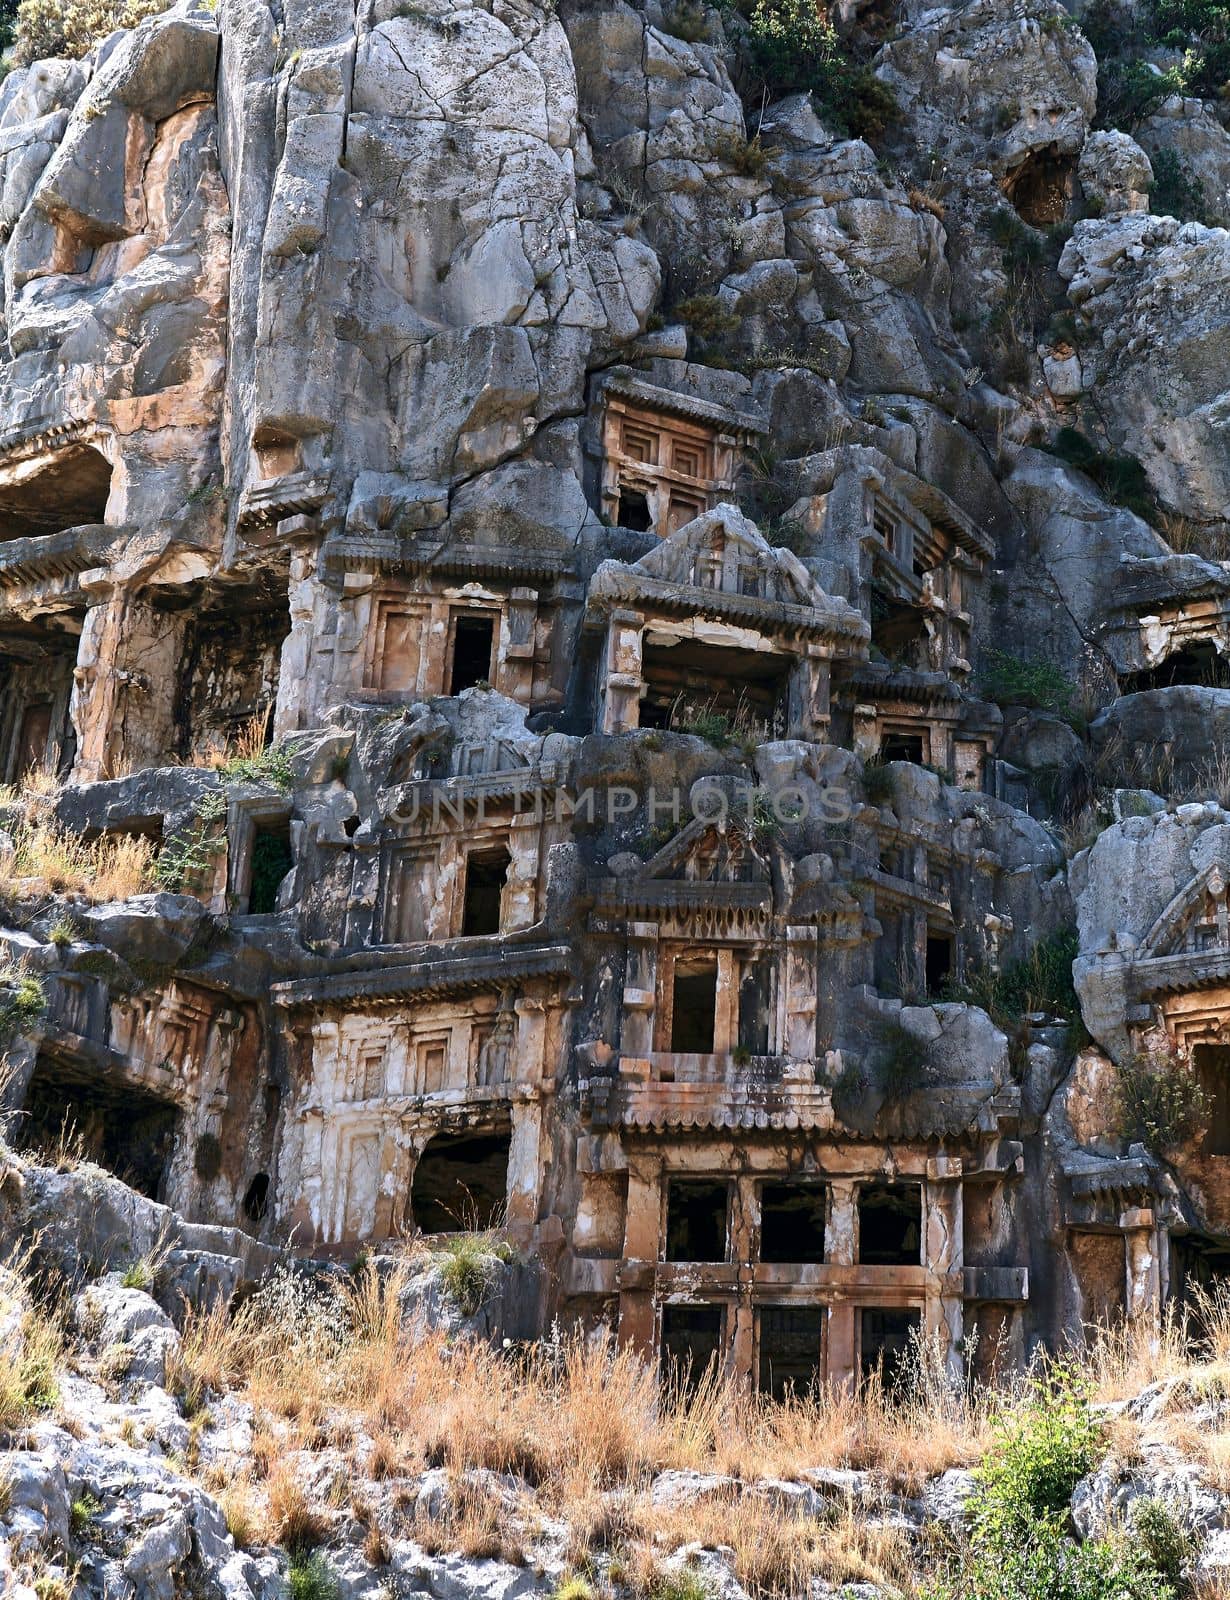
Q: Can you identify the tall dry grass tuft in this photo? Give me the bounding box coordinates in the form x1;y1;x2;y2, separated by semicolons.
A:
0;819;157;902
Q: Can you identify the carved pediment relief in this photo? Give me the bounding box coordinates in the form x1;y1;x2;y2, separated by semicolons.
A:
625;507;828;610
1143;864;1230;958
638;813;773;887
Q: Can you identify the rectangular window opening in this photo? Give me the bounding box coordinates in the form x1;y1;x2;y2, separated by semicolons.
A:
660;1303;724;1387
461;846;510;937
857;1181;922;1266
760;1181;827;1265
450;614;495;695
671;958;718;1053
617;488;653;533
1195;1044;1230;1156
859;1306;921;1392
665;1178;729;1262
925;934;954;998
737;957;772;1057
881;731;924;764
248;822;293;915
758;1305;825;1399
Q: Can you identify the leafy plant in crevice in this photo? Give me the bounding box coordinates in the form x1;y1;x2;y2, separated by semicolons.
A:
874;1020;932;1099
287;1552;340;1600
1050;426;1156;523
0;968;45;1038
743;0;899;139
434;1231;517;1317
153;790;229;893
1149;147;1210;222
978;649;1078;718
218;741;296;792
1114;1050;1209;1153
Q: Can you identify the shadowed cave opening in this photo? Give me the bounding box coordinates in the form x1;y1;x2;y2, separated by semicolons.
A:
411;1129;510;1233
1001;146;1076;227
20;1057;178;1199
1122;641;1230;694
450;614;496;694
0;443;112;541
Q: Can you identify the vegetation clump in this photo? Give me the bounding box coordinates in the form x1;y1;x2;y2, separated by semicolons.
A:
1051;426;1156;523
1115;1050;1209;1152
11;0;170;63
434;1231;516;1317
979;648;1078;718
744;0;899;138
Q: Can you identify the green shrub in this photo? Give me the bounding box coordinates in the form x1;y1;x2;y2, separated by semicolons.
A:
744;0;899;138
1051;425;1154;521
972;1367;1102;1539
1149;147;1209;222
287;1553;340;1600
931;1372;1176;1597
1115;1051;1208;1152
875;1021;931;1098
12;0;170;63
955;929;1082;1029
434;1232;514;1317
862;758;894;802
120;1256;155;1290
1130;1497;1194;1592
649;1568;710;1600
69;1492;101;1538
218;742;296;791
979;649;1076;716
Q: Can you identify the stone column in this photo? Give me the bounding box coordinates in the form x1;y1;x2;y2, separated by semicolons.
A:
620;922;658;1067
618;1151;663;1357
602;610;645;734
1123;1206;1161;1327
826;1180;857;1391
925;1157;965;1381
507;1100;544;1237
729;1174;759;1383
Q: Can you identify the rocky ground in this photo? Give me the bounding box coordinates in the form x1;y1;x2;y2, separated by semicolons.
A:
0;1155;1228;1599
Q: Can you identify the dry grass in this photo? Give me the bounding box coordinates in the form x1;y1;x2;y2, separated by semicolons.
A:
168;1262;987;1590
194;709;271;771
0;818;156;902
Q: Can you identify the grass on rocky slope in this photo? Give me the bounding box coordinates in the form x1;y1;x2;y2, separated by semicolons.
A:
147;1257;1230;1596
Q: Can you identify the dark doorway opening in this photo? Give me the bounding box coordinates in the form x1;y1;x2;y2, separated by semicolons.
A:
248;824;293;914
738;957;772;1056
881;731;924;764
859;1306;921;1392
1172;1231;1230;1347
925;934;954;997
758;1305;824;1398
671;958;718;1053
870;593;928;663
760;1182;826;1264
450;615;495;694
411;1129;510;1232
617;489;653;533
640;638;789;736
858;1182;922;1265
661;1303;723;1383
20;1059;178;1199
462;846;510;937
1122;641;1230;694
665;1178;728;1262
1194;1045;1230;1155
243;1172;270;1222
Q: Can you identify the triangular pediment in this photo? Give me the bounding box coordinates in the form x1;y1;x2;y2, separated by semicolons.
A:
639;812;773;886
623;505;829;610
1143;864;1230;959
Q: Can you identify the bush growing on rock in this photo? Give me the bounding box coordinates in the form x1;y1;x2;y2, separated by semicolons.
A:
1114;1050;1208;1152
744;0;899;137
11;0;170;63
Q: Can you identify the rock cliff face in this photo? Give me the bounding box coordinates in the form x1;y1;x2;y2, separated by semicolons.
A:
0;0;1226;1409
